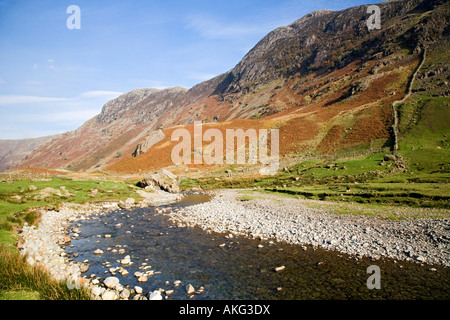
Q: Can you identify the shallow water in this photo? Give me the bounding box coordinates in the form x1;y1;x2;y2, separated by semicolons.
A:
66;194;450;300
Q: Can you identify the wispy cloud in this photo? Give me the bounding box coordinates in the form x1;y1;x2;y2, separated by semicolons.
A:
79;90;123;99
0;90;124;138
0;95;68;105
127;78;171;90
31;109;100;124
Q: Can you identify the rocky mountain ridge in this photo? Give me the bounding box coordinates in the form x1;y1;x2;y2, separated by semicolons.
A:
6;0;449;173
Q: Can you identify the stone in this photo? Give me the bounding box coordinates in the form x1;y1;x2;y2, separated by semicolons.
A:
134;286;143;294
104;276;120;289
94;249;104;255
89;189;98;197
137;170;179;193
138;275;148;283
149;290;163;300
120;289;131;299
102;289;118;300
275;266;286;272
384;154;397;162
28;185;38;191
91;285;103;297
416;255;426;263
186;284;195;295
121;255;131;265
80;263;90;273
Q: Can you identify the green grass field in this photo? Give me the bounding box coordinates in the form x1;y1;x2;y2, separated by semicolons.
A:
0;176;141;300
397;95;450;174
0;177;142;246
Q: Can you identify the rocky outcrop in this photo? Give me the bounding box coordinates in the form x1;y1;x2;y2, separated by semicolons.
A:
213;0;447;100
96;88;159;125
9;0;449;172
137;170;179;193
132;130;166;157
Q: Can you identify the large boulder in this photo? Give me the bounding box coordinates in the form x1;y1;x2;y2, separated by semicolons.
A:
137;170;179;193
383;154;398;162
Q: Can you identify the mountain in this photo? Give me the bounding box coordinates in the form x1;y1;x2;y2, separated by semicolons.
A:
0;135;61;172
10;0;450;174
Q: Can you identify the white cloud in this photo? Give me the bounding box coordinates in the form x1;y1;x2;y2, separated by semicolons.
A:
0;90;123;138
0;95;68;104
0;91;123;106
31;109;100;123
79;90;123;99
128;78;170;90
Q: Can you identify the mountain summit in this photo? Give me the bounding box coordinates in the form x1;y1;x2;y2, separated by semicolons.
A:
5;0;449;173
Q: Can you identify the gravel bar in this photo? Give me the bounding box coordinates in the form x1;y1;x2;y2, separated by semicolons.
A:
169;190;450;267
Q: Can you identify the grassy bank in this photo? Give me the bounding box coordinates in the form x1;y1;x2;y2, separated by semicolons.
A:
180;150;450;210
0;176;142;300
236;189;450;220
0;244;91;300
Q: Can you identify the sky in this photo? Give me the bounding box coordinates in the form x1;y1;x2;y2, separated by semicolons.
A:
0;0;375;139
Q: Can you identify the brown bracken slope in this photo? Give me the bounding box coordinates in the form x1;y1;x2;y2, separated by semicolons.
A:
12;0;450;174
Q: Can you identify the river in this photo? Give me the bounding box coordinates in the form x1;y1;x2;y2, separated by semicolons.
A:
66;194;450;300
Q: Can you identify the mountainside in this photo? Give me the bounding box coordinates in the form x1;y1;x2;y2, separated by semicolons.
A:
0;135;60;172
11;0;450;174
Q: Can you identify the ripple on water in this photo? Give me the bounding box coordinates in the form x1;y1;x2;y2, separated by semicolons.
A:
66;194;450;300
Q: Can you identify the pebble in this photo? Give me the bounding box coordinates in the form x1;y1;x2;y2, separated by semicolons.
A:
18;200;184;301
169;190;450;267
134;286;143;294
102;289;118;300
275;266;286;272
186;284;195;295
149;290;163;300
104;276;120;289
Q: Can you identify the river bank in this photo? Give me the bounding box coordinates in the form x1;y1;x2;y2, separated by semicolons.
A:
17;190;185;300
169;189;450;267
17;188;450;300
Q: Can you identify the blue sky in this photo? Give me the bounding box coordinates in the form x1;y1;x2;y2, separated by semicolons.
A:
0;0;375;139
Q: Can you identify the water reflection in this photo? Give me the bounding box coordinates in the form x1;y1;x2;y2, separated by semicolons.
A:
67;194;450;300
